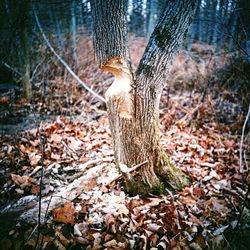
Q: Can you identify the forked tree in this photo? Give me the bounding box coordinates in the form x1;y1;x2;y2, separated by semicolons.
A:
91;0;196;195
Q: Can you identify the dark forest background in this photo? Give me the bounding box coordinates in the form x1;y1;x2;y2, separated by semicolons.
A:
0;1;250;249
0;0;249;85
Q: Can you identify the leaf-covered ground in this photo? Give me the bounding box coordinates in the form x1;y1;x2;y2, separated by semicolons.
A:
0;38;249;250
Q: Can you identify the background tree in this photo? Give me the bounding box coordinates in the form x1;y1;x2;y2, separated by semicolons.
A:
91;0;197;195
0;0;32;99
129;0;146;36
19;0;32;100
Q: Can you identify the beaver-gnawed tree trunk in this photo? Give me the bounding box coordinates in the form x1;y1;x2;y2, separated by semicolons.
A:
91;0;196;195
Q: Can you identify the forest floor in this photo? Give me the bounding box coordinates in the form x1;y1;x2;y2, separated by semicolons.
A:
0;37;250;250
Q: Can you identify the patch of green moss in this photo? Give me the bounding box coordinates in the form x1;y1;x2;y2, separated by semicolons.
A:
126;177;165;196
151;182;165;195
126;179;148;196
158;151;191;191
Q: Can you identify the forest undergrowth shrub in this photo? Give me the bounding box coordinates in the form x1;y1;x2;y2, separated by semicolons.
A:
25;36;250;132
211;58;250;110
168;43;226;94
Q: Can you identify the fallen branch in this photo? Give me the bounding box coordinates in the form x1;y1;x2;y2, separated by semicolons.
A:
236;184;250;228
33;10;106;104
0;157;113;225
240;104;250;173
176;102;203;127
67;157;114;181
19;163;105;225
1;158;144;225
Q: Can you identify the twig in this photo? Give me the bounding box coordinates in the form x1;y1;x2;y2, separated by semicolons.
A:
108;161;148;184
222;186;243;198
44;193;54;223
240;104;250;173
27;193;53;244
68;157;113;181
176;101;203;126
33;10;106;104
236;184;250;228
1;61;22;76
27;224;38;241
30;59;45;82
34;122;46;250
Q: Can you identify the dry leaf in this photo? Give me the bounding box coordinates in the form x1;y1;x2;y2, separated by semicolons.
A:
31;185;40;194
189;213;203;226
50;133;63;144
146;223;164;233
11;174;35;189
67;136;83;151
104;213;116;233
52;201;76;224
29;153;41;166
51;152;61;160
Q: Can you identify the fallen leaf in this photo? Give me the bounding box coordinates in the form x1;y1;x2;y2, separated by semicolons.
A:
189;213;203;226
67;136;83;151
50;133;63;144
146;223;164;233
29;153;41;166
31;185;40;194
193;186;205;198
104;213;116;234
51;152;61;160
11;174;35;189
117;204;129;216
52;201;76;224
103;239;117;247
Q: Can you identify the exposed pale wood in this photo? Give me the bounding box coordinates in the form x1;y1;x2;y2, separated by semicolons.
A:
19;164;105;224
0;158;113;225
108;160;148;184
240;104;250;173
91;0;196;194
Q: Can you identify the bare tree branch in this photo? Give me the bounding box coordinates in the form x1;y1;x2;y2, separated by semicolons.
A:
240;104;250;173
33;10;106;104
1;61;22;77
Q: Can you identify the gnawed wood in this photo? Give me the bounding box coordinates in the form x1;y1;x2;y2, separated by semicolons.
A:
19;164;105;224
104;57;133;119
91;0;196;194
0;158;113;225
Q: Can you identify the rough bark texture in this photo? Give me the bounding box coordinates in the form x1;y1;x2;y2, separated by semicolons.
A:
91;0;130;67
91;0;197;195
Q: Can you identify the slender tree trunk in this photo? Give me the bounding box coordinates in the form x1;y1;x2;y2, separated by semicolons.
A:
20;1;32;100
238;0;250;62
228;6;238;51
49;8;64;48
194;0;201;42
91;0;196;195
146;0;158;38
212;0;218;51
70;0;78;71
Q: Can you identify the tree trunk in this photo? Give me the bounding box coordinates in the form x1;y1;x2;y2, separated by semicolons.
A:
20;1;32;100
70;0;78;72
91;0;196;195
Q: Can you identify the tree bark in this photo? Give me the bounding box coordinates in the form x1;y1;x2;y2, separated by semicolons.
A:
70;0;78;71
20;0;32;100
91;0;196;195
